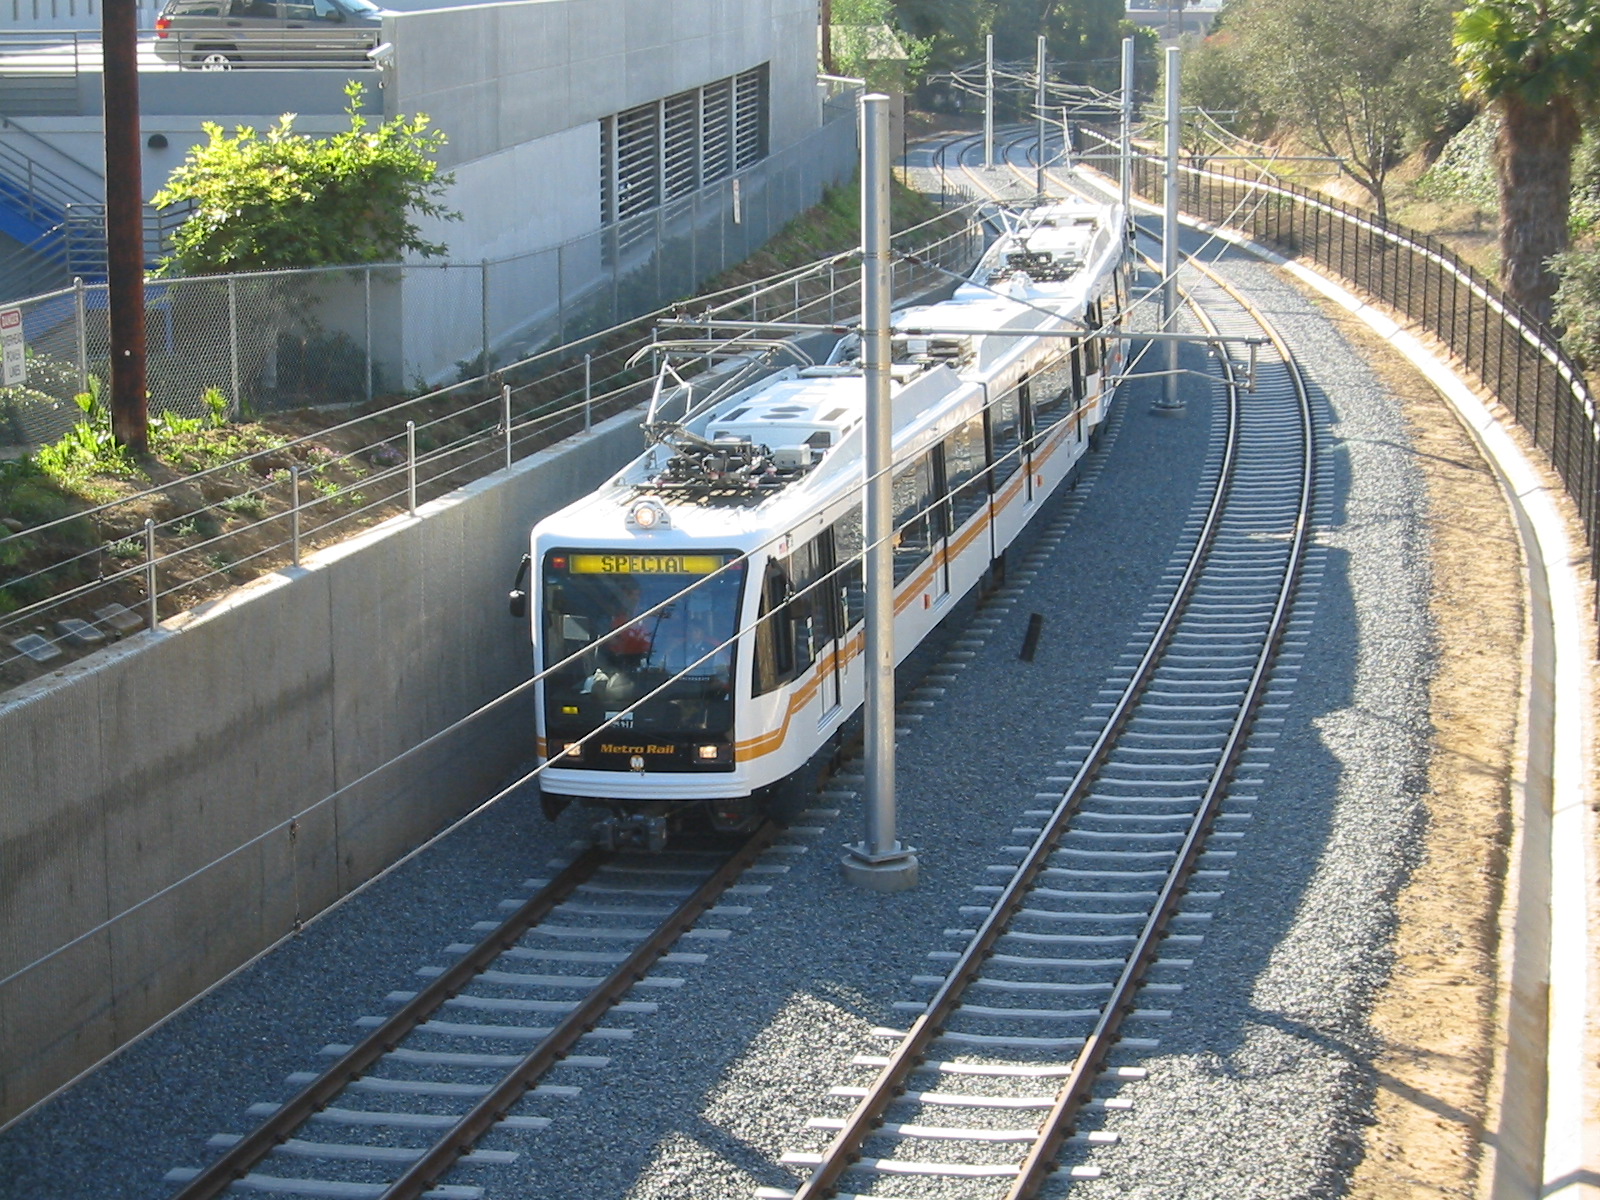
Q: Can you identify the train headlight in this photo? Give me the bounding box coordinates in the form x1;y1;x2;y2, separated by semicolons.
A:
627;499;671;531
697;743;726;761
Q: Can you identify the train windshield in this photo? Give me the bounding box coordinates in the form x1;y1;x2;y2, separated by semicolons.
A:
540;549;746;766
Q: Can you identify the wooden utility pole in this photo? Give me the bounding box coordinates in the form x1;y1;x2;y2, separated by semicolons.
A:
820;0;833;73
103;0;148;452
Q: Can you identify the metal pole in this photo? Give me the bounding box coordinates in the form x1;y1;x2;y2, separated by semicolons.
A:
406;419;417;515
143;518;156;630
984;34;994;169
363;266;373;405
74;277;87;395
502;382;512;472
583;352;592;434
1156;46;1184;413
290;465;301;567
228;274;240;415
103;0;147;452
1035;36;1046;199
843;93;917;892
1121;37;1135;226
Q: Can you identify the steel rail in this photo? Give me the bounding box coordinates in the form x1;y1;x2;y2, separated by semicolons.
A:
167;845;612;1200
1006;250;1314;1197
785;136;1311;1197
788;247;1241;1200
172;818;780;1200
381;818;782;1199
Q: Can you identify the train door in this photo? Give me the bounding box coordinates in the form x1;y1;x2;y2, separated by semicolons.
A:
1069;337;1086;441
1018;374;1034;502
891;451;946;606
831;505;867;709
932;446;952;597
816;530;843;718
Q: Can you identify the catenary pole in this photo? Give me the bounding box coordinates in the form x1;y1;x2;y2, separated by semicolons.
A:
1035;36;1046;198
1157;45;1184;413
103;0;148;451
984;34;994;169
1120;36;1135;218
843;93;917;892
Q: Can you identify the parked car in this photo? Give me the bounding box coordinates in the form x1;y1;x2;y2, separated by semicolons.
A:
152;0;387;69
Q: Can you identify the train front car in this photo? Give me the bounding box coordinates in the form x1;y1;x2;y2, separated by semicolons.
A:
528;494;756;848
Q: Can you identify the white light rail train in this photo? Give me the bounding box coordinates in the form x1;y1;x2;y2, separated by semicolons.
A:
510;196;1130;848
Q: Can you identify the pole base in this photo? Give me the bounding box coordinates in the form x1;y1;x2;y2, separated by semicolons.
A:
841;843;920;892
1150;401;1186;417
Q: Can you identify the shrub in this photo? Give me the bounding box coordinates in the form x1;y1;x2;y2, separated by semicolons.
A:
1553;245;1600;365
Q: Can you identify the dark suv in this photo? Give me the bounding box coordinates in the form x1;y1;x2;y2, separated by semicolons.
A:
152;0;386;69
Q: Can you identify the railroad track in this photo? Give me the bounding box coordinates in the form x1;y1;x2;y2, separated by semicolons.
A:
163;821;785;1200
761;152;1319;1197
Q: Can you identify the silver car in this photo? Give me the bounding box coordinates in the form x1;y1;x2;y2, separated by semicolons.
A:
152;0;386;69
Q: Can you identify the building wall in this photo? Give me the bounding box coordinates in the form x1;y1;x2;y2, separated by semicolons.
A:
382;0;820;263
0;408;647;1125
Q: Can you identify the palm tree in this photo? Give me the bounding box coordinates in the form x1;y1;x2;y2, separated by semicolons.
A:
1455;0;1600;323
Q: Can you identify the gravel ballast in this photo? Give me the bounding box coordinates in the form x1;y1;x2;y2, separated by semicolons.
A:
0;227;1439;1200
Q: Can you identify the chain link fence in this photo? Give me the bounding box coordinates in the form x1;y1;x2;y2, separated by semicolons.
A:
0;113;860;449
1129;156;1600;616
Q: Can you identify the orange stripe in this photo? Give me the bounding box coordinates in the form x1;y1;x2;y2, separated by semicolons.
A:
566;426;1097;769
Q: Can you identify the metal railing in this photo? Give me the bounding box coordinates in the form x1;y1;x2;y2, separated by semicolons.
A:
1129;155;1600;618
0;204;986;683
0;27;381;72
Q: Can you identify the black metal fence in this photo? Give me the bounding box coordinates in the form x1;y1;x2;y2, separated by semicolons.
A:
1131;156;1600;604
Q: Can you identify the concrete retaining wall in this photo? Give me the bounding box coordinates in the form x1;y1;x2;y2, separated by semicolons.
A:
0;408;645;1124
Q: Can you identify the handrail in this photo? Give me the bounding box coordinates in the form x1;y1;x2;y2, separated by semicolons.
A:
0;114;104;184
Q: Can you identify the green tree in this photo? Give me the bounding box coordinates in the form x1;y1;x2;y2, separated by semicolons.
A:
152;81;459;275
1177;30;1264;154
1231;0;1456;218
1455;0;1600;322
832;0;933;90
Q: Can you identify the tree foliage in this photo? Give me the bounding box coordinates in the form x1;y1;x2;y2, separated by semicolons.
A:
832;0;933;90
1227;0;1456;218
892;0;1136;89
152;82;459;276
1174;30;1265;156
1455;0;1600;321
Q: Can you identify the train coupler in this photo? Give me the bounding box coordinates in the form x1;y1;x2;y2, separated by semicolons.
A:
595;813;670;852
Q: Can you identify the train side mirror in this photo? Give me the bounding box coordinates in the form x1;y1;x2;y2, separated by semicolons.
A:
507;552;530;619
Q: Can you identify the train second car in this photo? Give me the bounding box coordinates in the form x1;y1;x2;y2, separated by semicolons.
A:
512;195;1129;848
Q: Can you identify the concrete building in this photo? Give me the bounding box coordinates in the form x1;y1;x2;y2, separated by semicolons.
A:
0;0;851;410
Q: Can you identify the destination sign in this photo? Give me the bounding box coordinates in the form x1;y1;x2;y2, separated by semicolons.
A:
568;553;730;576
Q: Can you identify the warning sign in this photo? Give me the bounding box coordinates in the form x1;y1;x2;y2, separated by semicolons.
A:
0;309;23;387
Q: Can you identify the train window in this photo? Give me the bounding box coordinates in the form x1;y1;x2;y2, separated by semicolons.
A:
753;561;793;697
944;412;987;530
1031;351;1074;437
892;453;942;584
753;541;829;697
539;549;744;743
989;383;1024;489
786;536;829;671
1070;339;1085;409
831;506;865;630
